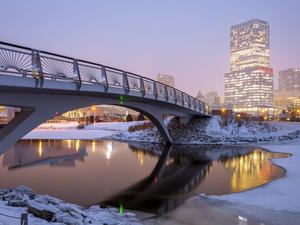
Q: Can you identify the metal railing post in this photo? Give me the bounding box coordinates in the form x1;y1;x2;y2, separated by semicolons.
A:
164;85;169;101
200;101;203;112
196;100;199;112
181;92;184;106
153;81;158;99
123;72;130;94
73;59;81;90
140;77;145;97
31;50;43;88
193;98;196;110
101;66;109;92
173;89;177;104
21;213;28;225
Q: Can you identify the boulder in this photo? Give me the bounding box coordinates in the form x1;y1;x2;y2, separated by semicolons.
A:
26;199;60;221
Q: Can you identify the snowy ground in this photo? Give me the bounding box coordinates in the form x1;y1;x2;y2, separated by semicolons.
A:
22;121;144;140
22;129;116;140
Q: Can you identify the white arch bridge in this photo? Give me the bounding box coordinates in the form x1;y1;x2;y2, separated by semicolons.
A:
0;41;210;154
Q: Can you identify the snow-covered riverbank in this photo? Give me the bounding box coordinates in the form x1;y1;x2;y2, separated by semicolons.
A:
0;186;141;225
22;118;300;145
113;117;300;144
22;121;144;140
209;139;300;213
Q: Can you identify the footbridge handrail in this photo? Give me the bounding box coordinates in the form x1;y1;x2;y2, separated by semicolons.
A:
0;41;209;114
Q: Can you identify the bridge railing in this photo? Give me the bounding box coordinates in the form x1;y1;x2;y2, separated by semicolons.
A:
0;41;208;114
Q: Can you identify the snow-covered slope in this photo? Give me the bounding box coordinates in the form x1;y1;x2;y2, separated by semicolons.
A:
113;116;300;144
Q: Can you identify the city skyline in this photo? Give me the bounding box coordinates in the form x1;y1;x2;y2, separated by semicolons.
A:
0;0;299;98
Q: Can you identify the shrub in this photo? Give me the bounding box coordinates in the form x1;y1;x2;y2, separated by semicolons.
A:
128;121;154;132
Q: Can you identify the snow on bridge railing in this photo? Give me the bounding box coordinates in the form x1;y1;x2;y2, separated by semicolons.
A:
0;41;208;114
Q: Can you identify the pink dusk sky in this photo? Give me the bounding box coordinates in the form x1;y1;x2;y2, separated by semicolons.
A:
1;0;299;98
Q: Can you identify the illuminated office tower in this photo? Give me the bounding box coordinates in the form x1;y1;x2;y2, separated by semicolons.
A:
224;19;274;114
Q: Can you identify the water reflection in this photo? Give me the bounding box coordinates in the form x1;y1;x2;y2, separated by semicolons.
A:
0;140;289;215
3;140;87;169
101;146;213;215
223;149;288;192
101;143;288;215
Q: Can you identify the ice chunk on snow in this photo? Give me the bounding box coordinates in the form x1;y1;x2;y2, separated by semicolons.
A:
238;215;247;222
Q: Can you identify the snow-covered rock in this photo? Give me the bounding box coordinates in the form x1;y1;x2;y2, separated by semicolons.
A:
0;186;142;225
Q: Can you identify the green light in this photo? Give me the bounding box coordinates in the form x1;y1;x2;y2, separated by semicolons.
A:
119;95;125;105
119;203;124;214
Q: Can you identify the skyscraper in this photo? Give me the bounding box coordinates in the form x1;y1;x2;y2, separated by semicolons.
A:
278;68;300;92
225;19;274;114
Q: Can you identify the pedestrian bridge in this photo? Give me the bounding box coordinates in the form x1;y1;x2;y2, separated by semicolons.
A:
0;41;209;154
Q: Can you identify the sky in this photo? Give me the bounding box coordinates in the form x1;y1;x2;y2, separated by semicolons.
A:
1;0;299;98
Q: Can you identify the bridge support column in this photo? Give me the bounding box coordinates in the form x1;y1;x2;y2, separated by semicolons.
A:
179;116;192;125
152;116;173;145
0;106;59;155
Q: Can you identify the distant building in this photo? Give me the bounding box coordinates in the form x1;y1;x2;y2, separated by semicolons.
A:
0;106;20;126
62;105;138;121
274;69;300;112
157;74;175;87
224;19;274;114
197;90;221;110
274;91;300;110
278;68;300;92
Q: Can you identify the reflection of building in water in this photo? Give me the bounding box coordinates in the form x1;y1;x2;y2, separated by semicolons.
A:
82;140;115;164
38;140;43;158
106;141;112;160
223;149;284;192
76;140;80;152
2;140;87;170
135;151;145;166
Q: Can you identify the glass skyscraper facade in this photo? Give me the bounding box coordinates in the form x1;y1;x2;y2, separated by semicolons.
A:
225;19;274;114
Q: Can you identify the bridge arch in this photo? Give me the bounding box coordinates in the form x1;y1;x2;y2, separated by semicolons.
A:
0;91;175;155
